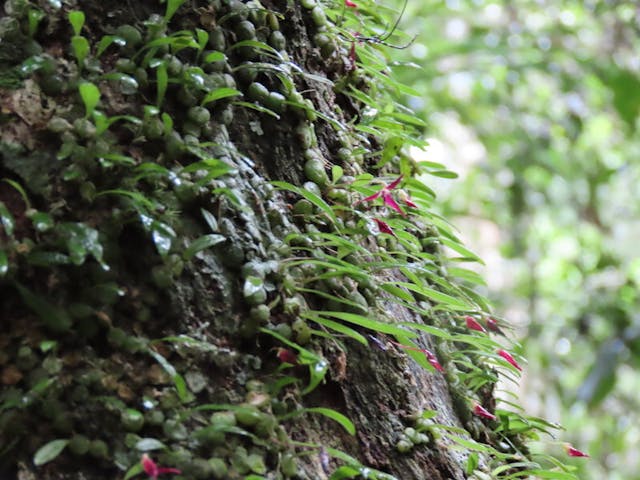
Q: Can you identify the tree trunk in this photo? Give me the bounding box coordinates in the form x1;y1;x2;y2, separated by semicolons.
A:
0;1;507;479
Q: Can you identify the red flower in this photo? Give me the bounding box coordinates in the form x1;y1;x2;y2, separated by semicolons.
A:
373;218;396;237
391;341;443;372
497;349;522;371
423;350;444;372
345;0;357;6
276;348;299;365
486;317;504;335
564;444;589;458
398;190;418;209
359;175;405;216
465;316;486;333
473;404;496;421
141;454;181;480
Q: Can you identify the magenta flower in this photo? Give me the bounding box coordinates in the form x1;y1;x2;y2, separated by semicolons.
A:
141;454;181;480
497;349;522;371
345;0;357;6
486;317;504;335
276;348;299;365
373;218;396;237
398;190;418;209
473;404;497;421
465;316;486;333
391;341;443;372
359;175;405;216
564;444;589;458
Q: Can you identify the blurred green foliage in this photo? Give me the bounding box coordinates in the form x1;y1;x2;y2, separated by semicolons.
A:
386;1;640;478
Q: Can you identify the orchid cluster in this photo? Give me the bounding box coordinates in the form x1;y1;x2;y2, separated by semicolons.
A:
463;316;589;457
356;175;417;237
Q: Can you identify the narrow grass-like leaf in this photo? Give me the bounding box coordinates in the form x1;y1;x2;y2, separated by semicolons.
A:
302;312;368;345
155;61;168;107
183;234;225;260
271;181;338;226
438;235;484;264
281;407;355;435
380;282;414;303
392;281;473;311
15;283;72;332
148;349;191;403
124;463;144;480
234;100;280;119
202;87;242;106
34;439;68;466
315;311;417;338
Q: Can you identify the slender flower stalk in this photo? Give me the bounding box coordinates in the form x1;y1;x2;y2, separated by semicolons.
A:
497;349;522;371
465;316;486;333
141;454;181;480
473;404;497;421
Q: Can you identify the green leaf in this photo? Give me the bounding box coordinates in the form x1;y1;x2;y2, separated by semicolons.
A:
427;169;458;179
67;10;85;35
78;82;100;118
0;249;7;277
15;283;72;332
438;236;484;264
139;214;176;257
155;61;168;107
260;328;327;395
27;8;45;37
58;222;106;269
271;181;339;227
71;35;90;67
201;208;218;232
305;407;356;435
201;87;242;106
96;34;117;57
0;201;15;237
183;234;226;260
33;439;68;466
234;100;281;119
135;438;166;451
380;282;415;303
315;311;418;338
377;136;404;168
302;312;368;345
204;51;226;63
124;462;144;480
148;349;191;403
392;281;474;311
332;165;344;183
165;0;187;22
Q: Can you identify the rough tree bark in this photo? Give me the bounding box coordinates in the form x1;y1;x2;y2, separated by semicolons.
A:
0;1;502;479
